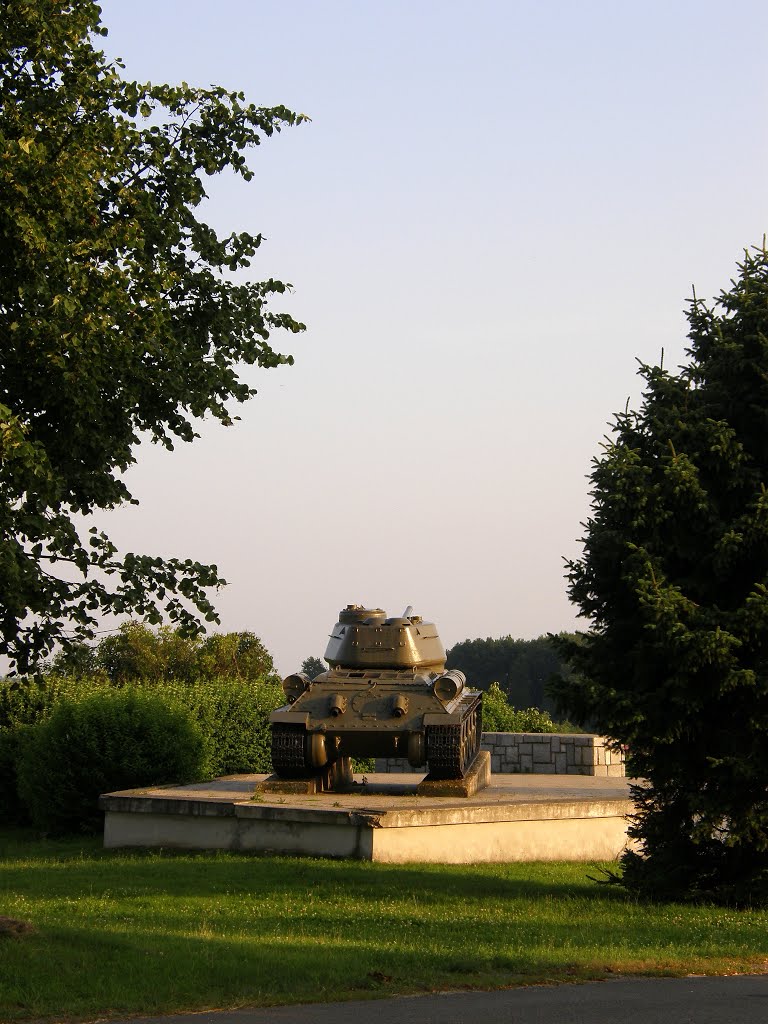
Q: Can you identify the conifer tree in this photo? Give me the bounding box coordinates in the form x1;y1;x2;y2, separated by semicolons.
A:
552;244;768;904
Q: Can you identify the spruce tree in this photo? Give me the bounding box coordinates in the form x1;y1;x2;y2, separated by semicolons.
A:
552;244;768;904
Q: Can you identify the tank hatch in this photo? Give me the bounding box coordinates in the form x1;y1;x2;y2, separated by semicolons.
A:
324;604;446;671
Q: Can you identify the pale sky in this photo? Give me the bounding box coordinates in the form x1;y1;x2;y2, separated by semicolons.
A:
94;0;768;674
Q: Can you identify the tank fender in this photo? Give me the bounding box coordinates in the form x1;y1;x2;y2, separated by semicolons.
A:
423;710;465;726
270;709;310;726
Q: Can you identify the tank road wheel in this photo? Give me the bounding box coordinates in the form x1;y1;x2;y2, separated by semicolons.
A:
425;694;482;779
270;723;310;778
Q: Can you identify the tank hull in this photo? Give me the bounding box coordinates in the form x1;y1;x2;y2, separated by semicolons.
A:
270;694;482;779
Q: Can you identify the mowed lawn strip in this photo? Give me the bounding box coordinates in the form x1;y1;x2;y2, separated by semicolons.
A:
1;828;766;1022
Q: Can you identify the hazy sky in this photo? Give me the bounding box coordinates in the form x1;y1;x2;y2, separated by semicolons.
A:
94;0;768;674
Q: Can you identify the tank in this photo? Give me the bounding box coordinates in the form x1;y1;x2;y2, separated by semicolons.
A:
270;604;482;780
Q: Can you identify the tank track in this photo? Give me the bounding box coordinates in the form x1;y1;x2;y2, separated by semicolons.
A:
271;723;309;777
425;693;482;779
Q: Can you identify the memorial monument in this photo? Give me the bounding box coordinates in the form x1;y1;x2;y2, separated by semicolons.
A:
100;606;632;859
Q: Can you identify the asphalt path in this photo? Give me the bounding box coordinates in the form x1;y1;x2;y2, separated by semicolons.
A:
108;976;768;1024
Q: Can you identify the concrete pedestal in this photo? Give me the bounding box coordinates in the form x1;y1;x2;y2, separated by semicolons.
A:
99;772;635;864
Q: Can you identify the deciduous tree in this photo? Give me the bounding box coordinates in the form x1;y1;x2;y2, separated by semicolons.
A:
300;656;326;680
0;1;307;671
92;622;275;684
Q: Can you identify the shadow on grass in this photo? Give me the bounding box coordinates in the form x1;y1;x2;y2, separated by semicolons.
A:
1;828;621;902
1;912;737;1022
2;827;766;1021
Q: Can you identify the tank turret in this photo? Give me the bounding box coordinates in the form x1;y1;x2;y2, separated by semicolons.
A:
269;605;482;780
324;605;446;671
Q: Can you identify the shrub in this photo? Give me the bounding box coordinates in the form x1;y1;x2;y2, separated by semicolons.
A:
1;674;66;731
0;674;111;730
154;676;285;776
16;688;206;833
0;675;106;822
481;682;557;733
2;673;285;828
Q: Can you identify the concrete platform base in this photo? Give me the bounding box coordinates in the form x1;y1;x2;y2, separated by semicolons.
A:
99;772;635;864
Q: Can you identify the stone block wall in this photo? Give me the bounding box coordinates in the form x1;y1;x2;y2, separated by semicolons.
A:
374;732;625;777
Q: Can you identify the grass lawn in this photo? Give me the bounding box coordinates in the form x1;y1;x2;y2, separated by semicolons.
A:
1;827;767;1022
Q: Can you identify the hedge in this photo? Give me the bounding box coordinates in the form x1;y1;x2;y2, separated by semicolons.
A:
152;675;284;777
0;673;284;829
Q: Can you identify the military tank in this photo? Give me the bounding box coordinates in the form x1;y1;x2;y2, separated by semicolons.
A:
270;605;482;780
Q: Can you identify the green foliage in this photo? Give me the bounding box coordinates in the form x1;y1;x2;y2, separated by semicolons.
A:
0;725;32;824
197;631;275;682
156;676;284;777
0;672;107;732
0;673;62;731
552;244;768;905
16;688;206;833
300;656;327;680
42;622;277;685
0;675;74;819
0;641;283;823
48;641;101;678
0;2;307;673
0;674;111;820
94;622;275;684
2;840;767;1020
97;623;199;683
446;635;571;716
480;682;557;733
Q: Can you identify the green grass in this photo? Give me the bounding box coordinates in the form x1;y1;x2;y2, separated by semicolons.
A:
1;827;766;1022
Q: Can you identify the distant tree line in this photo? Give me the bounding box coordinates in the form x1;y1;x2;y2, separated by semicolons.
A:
446;634;576;719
